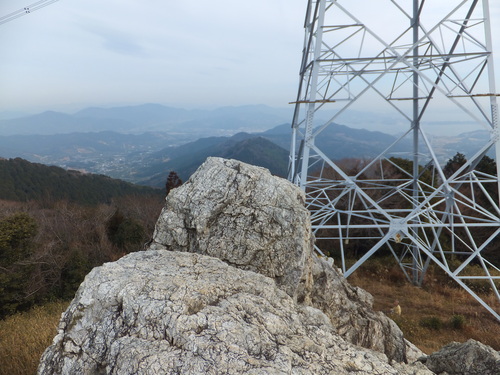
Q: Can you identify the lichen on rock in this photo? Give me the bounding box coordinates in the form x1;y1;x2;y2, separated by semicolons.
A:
150;157;313;300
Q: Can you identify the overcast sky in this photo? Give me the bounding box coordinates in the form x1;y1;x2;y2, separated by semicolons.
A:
0;0;499;116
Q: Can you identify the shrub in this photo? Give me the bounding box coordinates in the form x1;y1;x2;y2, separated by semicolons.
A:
419;316;443;330
449;314;466;330
165;171;182;196
0;213;38;318
106;210;146;253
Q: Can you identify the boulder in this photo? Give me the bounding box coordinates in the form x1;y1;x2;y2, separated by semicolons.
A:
37;250;432;375
420;339;500;375
151;157;407;361
150;157;313;299
37;157;500;374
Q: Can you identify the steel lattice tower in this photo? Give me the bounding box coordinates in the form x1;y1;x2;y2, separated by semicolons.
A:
289;0;500;320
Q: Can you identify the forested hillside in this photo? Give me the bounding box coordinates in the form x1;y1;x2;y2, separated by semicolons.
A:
0;195;164;319
0;158;162;204
0;158;167;319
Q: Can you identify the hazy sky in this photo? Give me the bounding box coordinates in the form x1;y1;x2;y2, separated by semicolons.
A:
0;0;499;116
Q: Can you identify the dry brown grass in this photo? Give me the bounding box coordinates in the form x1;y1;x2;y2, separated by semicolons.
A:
349;258;500;354
0;301;68;375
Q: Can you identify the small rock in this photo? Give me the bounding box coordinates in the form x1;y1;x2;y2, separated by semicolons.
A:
421;339;500;375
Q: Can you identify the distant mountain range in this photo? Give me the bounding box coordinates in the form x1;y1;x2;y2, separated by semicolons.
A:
0;103;292;137
0;121;409;187
0;103;494;188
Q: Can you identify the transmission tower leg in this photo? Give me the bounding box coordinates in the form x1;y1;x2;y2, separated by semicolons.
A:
411;0;421;285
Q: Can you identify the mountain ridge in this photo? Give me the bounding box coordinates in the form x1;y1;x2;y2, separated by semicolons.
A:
0;122;493;188
0;103;494;188
0;104;292;136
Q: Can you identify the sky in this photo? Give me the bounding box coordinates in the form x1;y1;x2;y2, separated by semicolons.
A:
0;0;499;117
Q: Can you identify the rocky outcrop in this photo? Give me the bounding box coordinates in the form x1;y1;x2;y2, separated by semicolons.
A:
37;157;497;374
150;157;407;361
419;339;500;375
37;250;432;375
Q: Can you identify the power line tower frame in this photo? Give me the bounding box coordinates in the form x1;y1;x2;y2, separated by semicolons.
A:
289;0;500;320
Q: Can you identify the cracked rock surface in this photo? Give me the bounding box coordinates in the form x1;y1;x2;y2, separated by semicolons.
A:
37;250;431;375
150;157;312;299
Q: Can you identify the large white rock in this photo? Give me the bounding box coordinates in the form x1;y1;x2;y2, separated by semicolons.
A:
151;157;408;361
37;250;432;375
37;157;500;374
150;157;313;299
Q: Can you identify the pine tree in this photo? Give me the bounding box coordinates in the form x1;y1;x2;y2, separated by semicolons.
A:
165;171;182;196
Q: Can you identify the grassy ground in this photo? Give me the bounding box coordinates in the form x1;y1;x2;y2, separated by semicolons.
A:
348;258;500;354
0;301;68;375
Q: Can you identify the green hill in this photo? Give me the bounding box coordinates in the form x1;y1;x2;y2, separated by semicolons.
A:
0;158;162;204
138;135;289;187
